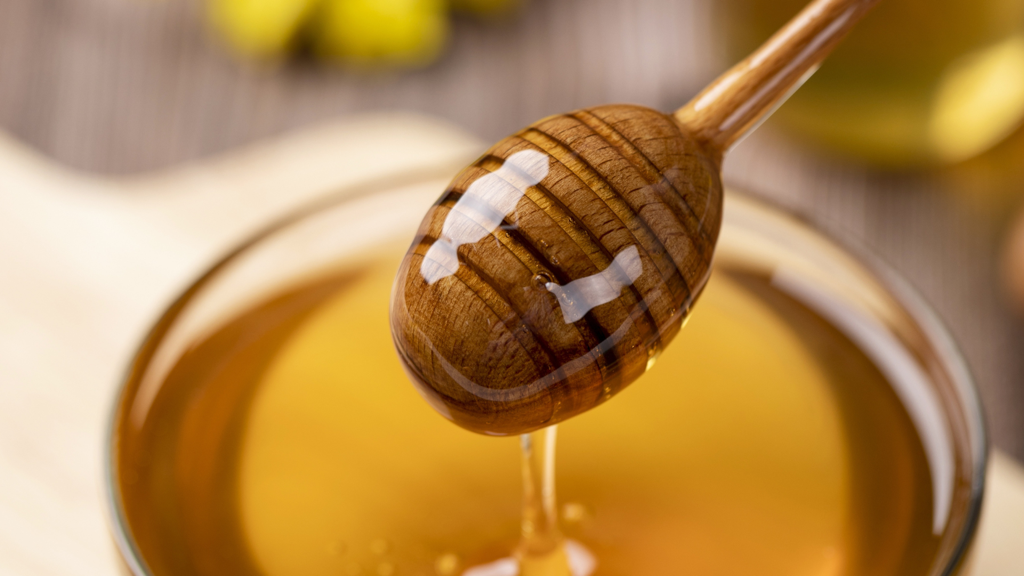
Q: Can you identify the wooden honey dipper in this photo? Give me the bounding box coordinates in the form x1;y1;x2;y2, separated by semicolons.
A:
391;0;879;435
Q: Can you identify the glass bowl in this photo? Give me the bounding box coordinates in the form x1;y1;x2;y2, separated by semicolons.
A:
105;175;987;576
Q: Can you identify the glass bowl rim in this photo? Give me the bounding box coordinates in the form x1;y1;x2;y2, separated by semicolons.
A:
103;179;989;576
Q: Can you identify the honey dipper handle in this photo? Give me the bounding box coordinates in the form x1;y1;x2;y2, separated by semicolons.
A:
675;0;879;153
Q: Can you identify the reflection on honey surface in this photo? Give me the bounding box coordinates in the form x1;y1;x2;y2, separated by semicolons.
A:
117;246;940;576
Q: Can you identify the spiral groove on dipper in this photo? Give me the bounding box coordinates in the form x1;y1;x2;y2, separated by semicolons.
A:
392;0;882;435
392;104;722;434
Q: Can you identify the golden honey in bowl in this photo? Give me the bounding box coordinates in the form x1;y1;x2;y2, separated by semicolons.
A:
110;192;981;576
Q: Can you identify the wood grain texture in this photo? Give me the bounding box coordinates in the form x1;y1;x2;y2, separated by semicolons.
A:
392;104;721;435
389;0;880;435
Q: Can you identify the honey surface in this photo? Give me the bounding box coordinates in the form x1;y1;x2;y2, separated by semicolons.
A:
117;248;939;576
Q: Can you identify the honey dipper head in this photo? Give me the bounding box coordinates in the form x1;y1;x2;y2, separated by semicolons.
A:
390;104;723;435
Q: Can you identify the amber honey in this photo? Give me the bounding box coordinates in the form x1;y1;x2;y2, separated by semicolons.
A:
113;235;961;576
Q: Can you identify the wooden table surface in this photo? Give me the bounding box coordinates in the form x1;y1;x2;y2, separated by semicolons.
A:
1;0;1023;574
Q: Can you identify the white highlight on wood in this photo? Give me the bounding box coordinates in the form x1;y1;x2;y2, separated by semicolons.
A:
421;150;550;285
545;245;643;323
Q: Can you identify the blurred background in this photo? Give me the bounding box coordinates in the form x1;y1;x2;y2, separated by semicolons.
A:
1;0;1024;571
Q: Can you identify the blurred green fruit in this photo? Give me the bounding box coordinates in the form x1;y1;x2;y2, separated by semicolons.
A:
208;0;320;58
206;0;519;68
310;0;449;67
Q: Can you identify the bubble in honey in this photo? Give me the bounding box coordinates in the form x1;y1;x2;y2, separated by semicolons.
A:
327;540;348;556
434;553;460;575
376;561;396;576
646;347;660;372
561;502;588;523
532;271;553;289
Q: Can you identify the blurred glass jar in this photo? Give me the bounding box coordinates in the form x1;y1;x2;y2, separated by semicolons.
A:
719;0;1024;166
